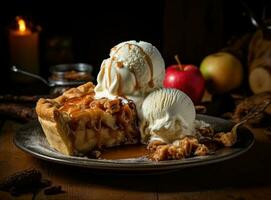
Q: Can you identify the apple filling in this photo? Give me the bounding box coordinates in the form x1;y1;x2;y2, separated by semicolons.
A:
36;82;139;156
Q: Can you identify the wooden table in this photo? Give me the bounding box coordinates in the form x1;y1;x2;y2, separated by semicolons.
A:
0;120;271;200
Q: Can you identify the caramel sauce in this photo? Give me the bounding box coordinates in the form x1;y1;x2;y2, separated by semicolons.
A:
148;80;154;88
112;43;155;89
109;43;156;91
65;96;83;104
54;80;140;157
110;47;117;53
130;68;140;90
116;73;122;96
116;61;124;68
107;60;112;87
99;65;105;78
100;144;147;160
133;44;154;88
60;94;91;113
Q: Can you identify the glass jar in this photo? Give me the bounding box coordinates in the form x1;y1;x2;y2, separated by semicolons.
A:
48;63;94;95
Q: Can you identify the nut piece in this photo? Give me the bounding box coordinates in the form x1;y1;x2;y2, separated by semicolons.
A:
214;131;237;147
148;137;209;161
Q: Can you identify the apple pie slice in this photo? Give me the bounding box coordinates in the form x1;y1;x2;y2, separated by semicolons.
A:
36;82;139;156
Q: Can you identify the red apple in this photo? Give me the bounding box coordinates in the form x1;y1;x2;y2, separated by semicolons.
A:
163;63;205;104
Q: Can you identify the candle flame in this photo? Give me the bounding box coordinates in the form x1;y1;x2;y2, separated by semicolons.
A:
17;18;26;32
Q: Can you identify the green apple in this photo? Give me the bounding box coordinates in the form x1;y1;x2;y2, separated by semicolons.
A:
199;52;243;94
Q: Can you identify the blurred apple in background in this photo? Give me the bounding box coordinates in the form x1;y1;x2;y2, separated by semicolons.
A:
200;52;243;94
163;55;205;104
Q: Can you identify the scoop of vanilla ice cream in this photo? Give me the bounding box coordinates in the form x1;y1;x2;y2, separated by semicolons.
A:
140;88;196;143
109;40;165;90
94;41;165;114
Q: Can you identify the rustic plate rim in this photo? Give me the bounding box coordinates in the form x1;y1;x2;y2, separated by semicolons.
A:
14;114;254;171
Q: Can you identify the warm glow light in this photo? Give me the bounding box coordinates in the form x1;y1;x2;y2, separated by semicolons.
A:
17;18;26;32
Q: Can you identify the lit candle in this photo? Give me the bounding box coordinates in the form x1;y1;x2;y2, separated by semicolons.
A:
9;17;40;81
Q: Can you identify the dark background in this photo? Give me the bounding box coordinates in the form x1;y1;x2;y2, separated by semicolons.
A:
0;0;269;93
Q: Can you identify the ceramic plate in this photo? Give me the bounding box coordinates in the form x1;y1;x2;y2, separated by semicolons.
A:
14;114;254;172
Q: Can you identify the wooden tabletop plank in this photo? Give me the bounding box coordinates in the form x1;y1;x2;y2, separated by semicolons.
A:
157;128;271;200
0;121;271;200
0;121;158;200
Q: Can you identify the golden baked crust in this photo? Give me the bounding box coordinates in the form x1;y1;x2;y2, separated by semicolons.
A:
36;82;139;156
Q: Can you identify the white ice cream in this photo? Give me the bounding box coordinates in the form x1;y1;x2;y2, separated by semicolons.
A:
140;88;196;143
94;40;165;115
94;40;208;145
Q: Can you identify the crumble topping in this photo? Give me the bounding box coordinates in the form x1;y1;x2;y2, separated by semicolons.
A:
147;125;237;161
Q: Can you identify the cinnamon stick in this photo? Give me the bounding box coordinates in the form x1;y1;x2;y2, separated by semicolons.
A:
0;94;51;103
0;103;36;121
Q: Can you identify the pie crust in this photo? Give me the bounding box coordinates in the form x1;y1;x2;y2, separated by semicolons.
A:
36;82;139;156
